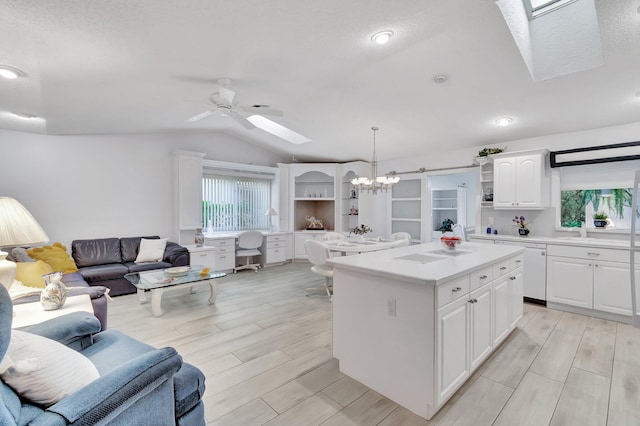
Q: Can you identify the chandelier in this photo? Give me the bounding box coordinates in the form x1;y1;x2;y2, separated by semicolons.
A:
351;126;400;194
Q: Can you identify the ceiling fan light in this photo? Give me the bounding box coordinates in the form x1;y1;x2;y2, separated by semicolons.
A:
371;30;394;44
495;117;513;127
0;66;23;79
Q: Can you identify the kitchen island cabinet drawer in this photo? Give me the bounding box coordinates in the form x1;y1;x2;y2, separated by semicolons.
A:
437;275;470;307
469;266;493;292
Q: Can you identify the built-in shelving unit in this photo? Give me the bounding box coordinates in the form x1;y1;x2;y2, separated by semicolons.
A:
391;178;422;241
431;186;467;239
478;157;494;208
341;170;359;233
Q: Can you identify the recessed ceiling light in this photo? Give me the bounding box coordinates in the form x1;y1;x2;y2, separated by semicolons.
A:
495;117;513;127
246;115;311;144
0;65;24;79
371;30;394;44
433;74;448;84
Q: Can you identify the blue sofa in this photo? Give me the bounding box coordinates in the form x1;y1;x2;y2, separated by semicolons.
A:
0;285;206;425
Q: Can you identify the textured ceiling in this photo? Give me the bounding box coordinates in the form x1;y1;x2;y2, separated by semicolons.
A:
0;0;639;162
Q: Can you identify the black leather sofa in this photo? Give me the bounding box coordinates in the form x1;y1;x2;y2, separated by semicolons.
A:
72;236;190;296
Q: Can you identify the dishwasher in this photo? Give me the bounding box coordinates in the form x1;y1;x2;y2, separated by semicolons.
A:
494;240;547;305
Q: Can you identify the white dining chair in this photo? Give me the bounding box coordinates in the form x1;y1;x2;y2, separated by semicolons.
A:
323;232;345;242
234;231;263;273
390;232;412;242
304;240;333;301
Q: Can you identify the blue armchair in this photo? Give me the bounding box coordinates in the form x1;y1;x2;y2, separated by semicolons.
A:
0;285;205;425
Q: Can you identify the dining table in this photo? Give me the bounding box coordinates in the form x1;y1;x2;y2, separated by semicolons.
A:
323;238;401;256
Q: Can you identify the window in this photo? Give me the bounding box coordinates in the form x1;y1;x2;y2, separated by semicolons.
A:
524;0;578;18
202;174;271;232
559;160;640;229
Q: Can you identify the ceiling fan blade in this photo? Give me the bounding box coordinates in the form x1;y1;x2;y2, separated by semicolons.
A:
231;111;256;130
219;87;235;106
187;110;214;122
238;106;283;117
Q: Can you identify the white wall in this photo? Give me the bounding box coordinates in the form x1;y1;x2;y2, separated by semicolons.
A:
0;129;287;242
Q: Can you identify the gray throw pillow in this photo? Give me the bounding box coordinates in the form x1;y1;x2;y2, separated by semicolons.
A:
11;247;35;262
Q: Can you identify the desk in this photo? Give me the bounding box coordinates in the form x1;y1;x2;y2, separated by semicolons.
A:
12;295;94;329
324;239;400;256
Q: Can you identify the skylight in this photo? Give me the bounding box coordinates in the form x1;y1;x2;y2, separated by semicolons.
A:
246;115;311;145
524;0;578;18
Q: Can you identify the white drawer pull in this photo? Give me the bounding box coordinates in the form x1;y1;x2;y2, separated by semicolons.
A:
452;287;462;292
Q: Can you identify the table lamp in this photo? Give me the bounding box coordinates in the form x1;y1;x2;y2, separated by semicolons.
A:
265;208;278;233
0;197;49;290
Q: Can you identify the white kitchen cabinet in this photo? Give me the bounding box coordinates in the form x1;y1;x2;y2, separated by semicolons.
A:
509;268;524;328
492;276;510;346
436;296;468;405
187;239;235;272
593;261;640;316
492;150;547;209
469;283;493;370
547;256;593;308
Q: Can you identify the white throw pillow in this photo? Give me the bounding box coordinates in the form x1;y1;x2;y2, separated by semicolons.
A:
135;238;168;263
0;330;100;406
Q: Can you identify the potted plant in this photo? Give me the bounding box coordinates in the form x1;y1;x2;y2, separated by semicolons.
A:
593;212;608;228
349;224;372;241
513;215;529;236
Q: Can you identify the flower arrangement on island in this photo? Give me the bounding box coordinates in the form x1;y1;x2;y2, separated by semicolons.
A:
349;224;372;236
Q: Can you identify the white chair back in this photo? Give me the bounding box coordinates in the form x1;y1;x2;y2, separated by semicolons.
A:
237;231;263;249
323;232;345;241
390;232;412;242
305;240;330;267
390;239;411;248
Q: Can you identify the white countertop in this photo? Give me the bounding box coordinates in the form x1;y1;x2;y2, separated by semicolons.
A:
202;231;291;240
470;233;630;249
328;241;524;286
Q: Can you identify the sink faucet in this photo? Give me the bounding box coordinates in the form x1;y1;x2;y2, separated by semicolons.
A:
452;224;466;241
578;222;587;238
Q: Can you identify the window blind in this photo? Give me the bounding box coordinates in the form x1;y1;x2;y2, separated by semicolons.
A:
202;174;271;232
560;160;640;190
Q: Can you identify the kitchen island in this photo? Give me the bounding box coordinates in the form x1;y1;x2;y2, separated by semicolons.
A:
328;241;524;420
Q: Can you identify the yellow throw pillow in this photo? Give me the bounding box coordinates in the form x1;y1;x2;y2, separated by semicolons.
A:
15;261;54;288
27;243;78;274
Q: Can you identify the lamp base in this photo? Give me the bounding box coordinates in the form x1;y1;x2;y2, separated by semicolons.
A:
0;250;17;291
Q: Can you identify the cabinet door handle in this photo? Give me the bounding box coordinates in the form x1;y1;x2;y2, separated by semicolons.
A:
509;276;516;280
587;252;600;256
515;260;522;263
468;299;478;304
500;266;507;270
541;252;546;256
480;275;488;280
452;287;462;292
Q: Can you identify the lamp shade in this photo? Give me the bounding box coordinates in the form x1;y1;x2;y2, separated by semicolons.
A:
0;197;49;247
0;197;49;291
265;208;278;216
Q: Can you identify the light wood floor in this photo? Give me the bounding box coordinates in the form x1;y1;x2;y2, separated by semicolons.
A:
108;262;640;425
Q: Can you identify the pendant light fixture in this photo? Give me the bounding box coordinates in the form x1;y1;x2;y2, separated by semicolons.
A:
351;127;400;194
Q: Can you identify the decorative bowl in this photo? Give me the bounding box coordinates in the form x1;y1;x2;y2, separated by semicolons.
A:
165;266;190;277
440;236;462;250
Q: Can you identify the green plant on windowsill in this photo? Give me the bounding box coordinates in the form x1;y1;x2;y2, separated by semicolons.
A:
593;212;608;220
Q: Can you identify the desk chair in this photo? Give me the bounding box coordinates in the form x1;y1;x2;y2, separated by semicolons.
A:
305;240;333;301
234;231;263;273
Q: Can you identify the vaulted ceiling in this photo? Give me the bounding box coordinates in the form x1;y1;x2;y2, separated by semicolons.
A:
1;0;639;162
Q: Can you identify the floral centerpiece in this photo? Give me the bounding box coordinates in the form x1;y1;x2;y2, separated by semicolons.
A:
513;215;529;236
349;224;372;236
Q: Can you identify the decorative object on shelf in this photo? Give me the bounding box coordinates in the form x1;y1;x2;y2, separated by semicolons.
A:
593;212;608;228
265;208;278;232
40;271;67;310
194;228;204;247
305;215;324;230
437;218;455;233
349;206;358;215
513;215;530;236
483;188;493;202
478;147;505;157
350;189;357;199
351;127;400;194
349;224;372;236
0;197;49;291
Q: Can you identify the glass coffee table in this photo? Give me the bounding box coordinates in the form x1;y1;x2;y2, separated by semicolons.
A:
124;265;226;317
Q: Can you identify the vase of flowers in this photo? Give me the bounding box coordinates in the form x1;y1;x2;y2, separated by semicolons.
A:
349;224;372;241
513;215;529;236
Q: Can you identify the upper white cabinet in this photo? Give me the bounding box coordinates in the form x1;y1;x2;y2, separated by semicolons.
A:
173;151;206;231
492;150;548;209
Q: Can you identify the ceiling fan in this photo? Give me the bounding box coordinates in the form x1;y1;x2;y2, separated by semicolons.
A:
187;78;283;129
